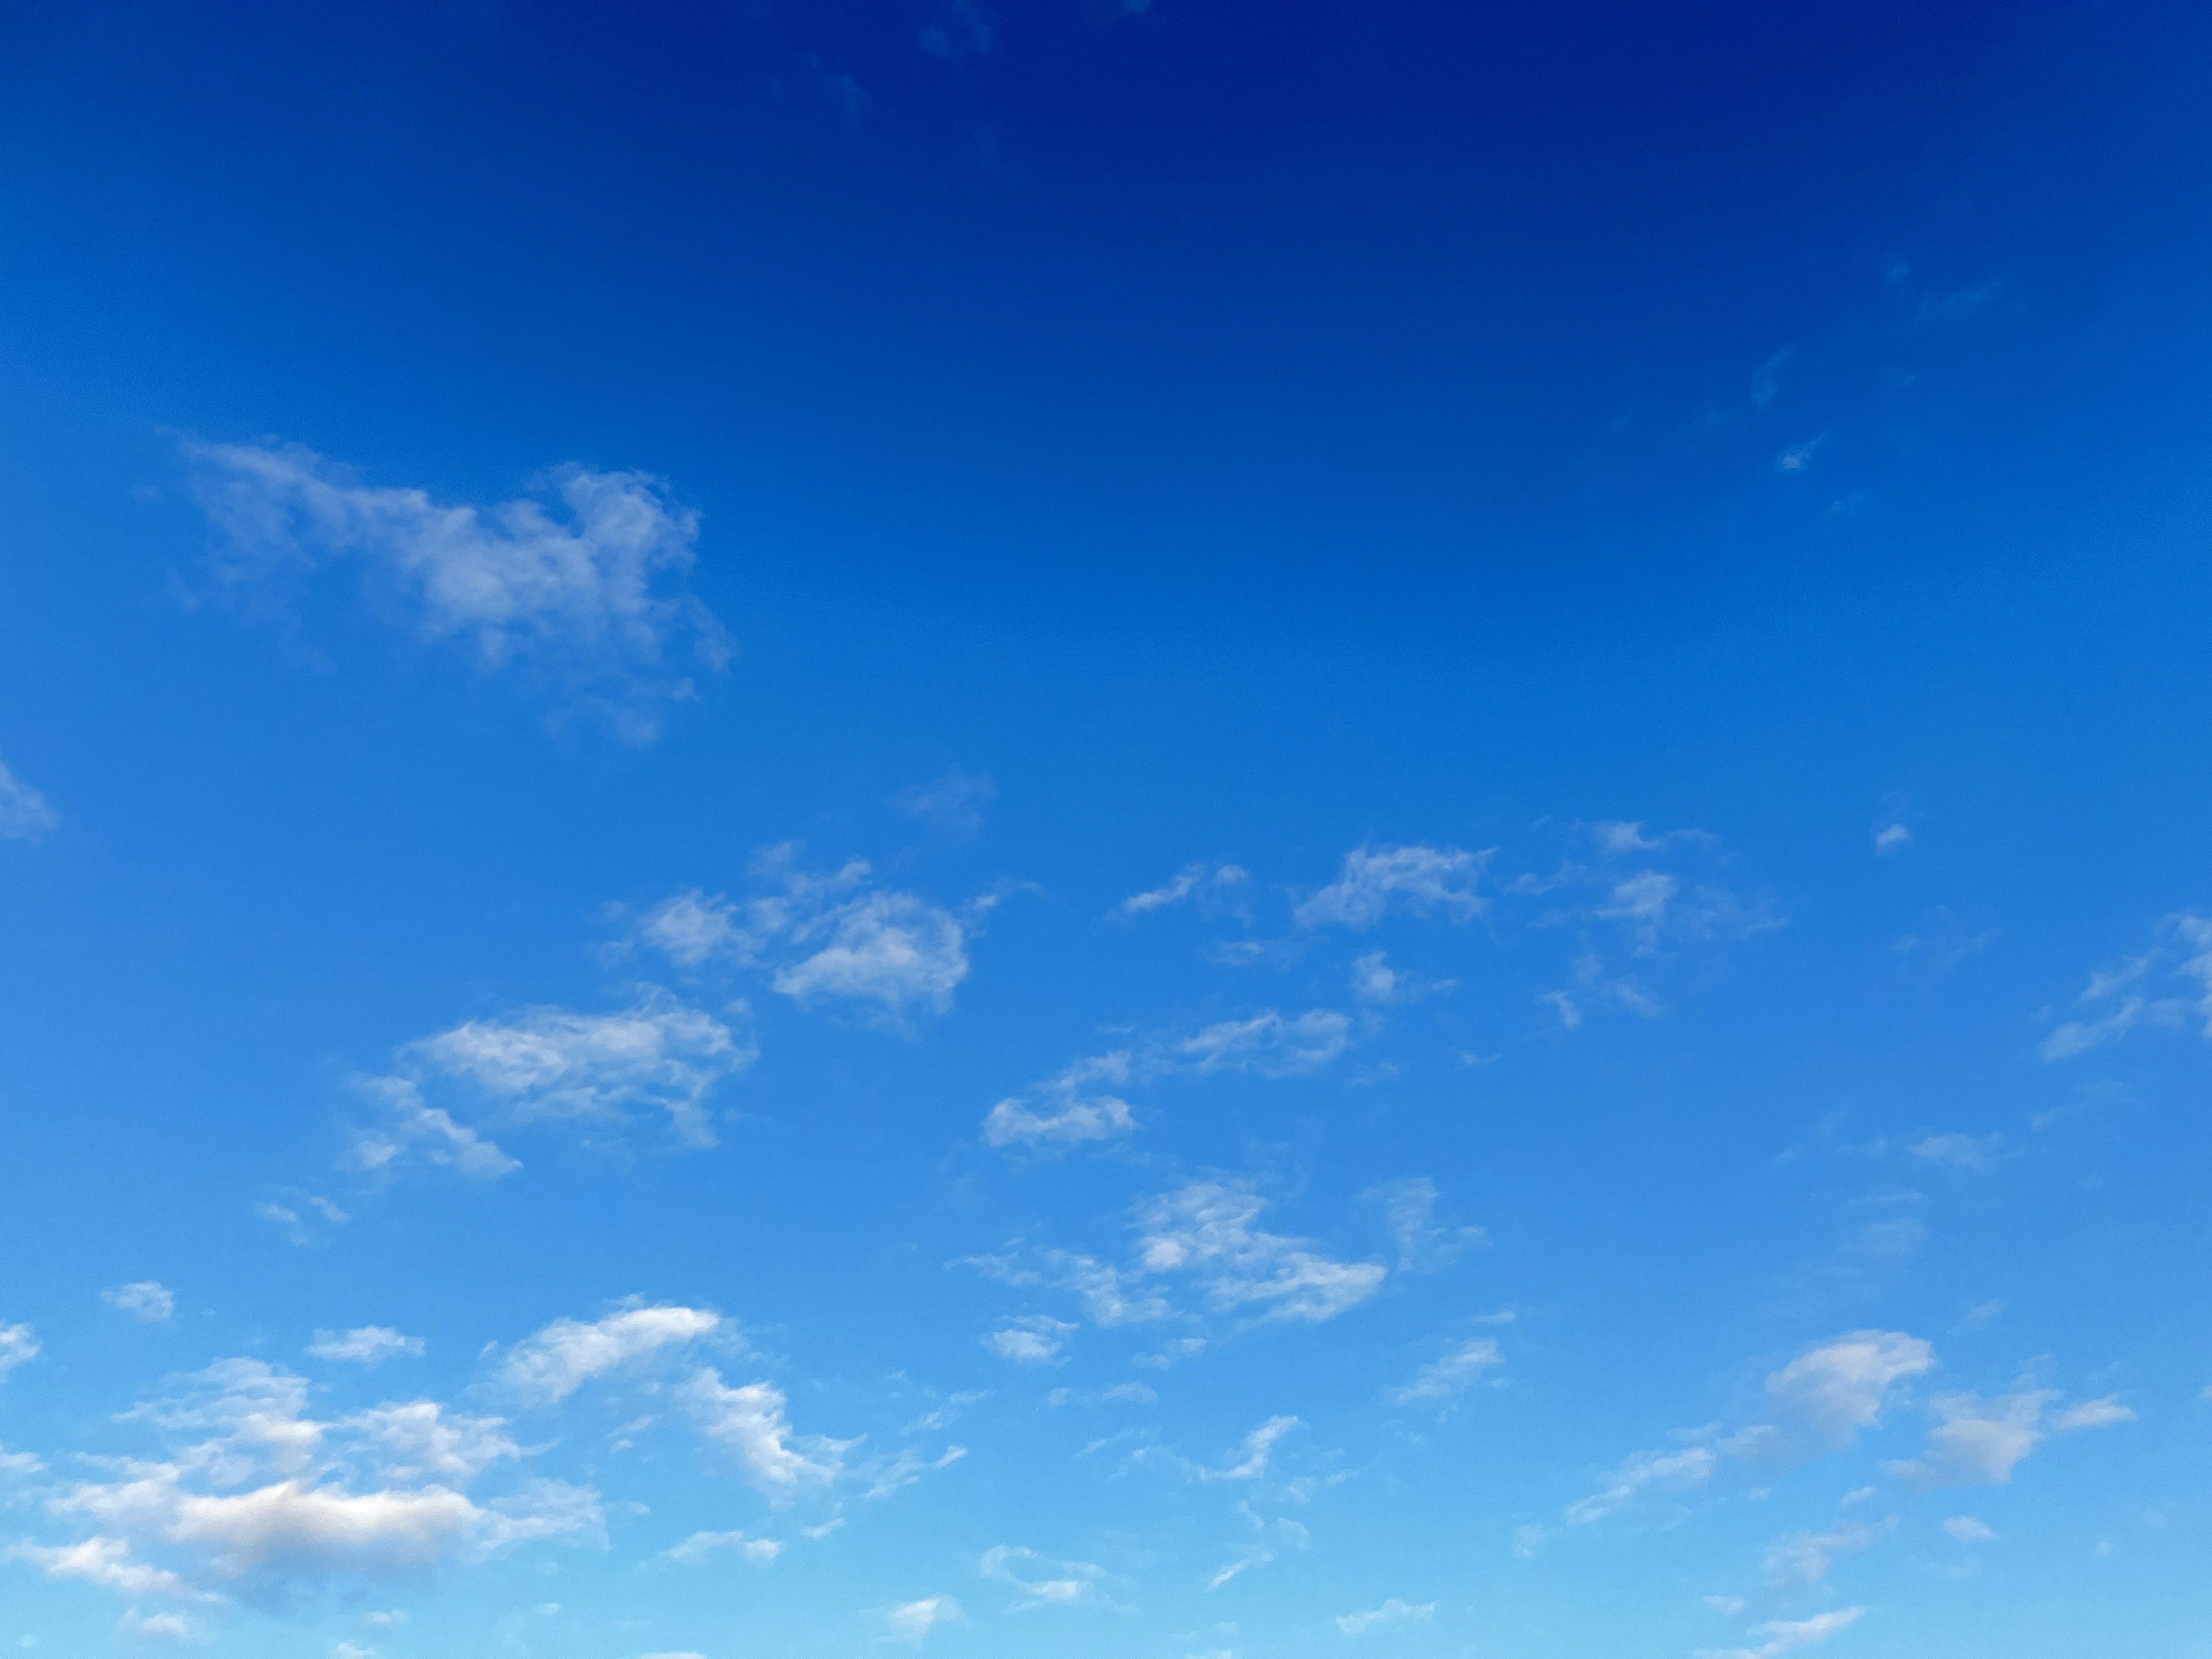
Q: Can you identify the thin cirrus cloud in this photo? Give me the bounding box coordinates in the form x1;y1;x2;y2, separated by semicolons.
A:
1113;860;1250;919
0;756;59;843
183;440;730;744
1293;844;1491;930
883;1593;961;1644
2040;911;2212;1060
0;1323;39;1380
1336;1597;1436;1635
1386;1338;1503;1407
978;1543;1111;1613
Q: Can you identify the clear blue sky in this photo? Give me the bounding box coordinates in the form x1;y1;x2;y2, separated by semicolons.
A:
2;3;2210;1656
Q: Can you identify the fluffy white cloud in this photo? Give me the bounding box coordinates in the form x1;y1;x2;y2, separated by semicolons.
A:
500;1305;722;1404
1387;1339;1503;1406
1565;1445;1717;1525
402;994;753;1149
1134;1182;1386;1324
28;1359;598;1609
884;1594;961;1643
2042;911;2212;1060
184;442;728;743
680;1370;850;1494
660;1528;783;1566
1885;1387;2132;1487
1943;1514;1996;1543
308;1328;425;1366
982;1051;1137;1150
1294;844;1489;930
979;1543;1109;1612
0;1323;39;1380
0;757;59;843
1760;1330;1933;1450
635;853;972;1021
983;1316;1076;1365
1179;1009;1351;1076
1336;1598;1435;1635
1698;1608;1865;1659
1114;861;1249;918
103;1281;176;1323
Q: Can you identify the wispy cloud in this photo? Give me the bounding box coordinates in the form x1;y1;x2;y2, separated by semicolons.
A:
2041;912;2212;1060
184;441;729;743
0;756;59;843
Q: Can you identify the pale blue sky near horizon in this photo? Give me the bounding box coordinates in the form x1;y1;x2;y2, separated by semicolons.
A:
2;2;2211;1656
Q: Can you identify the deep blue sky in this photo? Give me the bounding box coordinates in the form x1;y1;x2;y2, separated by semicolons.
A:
2;4;2210;1657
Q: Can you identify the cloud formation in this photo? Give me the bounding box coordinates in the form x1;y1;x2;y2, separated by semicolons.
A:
499;1304;722;1404
0;756;58;843
1294;845;1490;930
2041;911;2212;1060
185;442;729;742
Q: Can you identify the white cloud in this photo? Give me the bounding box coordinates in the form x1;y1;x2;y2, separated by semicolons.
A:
32;1359;600;1607
123;1608;206;1642
982;1051;1137;1151
1943;1515;1996;1543
1374;1177;1484;1271
349;1075;519;1181
1349;950;1455;1005
983;1317;1076;1365
884;1594;961;1643
308;1327;425;1366
1387;1339;1503;1407
1113;861;1249;919
1134;1182;1386;1324
398;993;753;1149
2053;1395;2135;1430
1294;845;1489;930
1565;1445;1717;1525
1762;1517;1895;1586
499;1304;722;1404
680;1371;850;1494
1202;1416;1300;1482
103;1282;175;1323
978;1543;1108;1612
636;889;756;968
2042;912;2212;1060
1760;1331;1934;1451
1885;1387;2133;1487
1179;1009;1351;1077
772;889;968;1019
1698;1607;1863;1659
184;442;728;743
1874;823;1912;854
1335;1598;1435;1635
0;1323;38;1380
660;1528;783;1566
1910;1133;2002;1171
0;757;59;843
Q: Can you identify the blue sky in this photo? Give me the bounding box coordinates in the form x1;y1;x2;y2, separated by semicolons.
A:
2;2;2211;1656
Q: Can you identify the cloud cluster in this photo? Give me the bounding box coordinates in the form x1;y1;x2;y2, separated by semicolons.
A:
2041;911;2212;1060
631;848;972;1022
185;442;728;743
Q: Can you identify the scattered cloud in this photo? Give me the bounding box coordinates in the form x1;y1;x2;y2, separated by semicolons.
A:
1180;1009;1351;1077
918;0;995;58
1387;1339;1503;1407
184;441;729;743
1943;1515;1996;1544
1294;845;1490;930
103;1281;175;1323
1565;1445;1717;1525
681;1370;851;1495
660;1528;783;1566
1874;823;1912;854
0;1323;40;1380
1885;1387;2131;1487
1114;861;1249;920
884;1594;961;1644
308;1328;425;1366
983;1316;1076;1365
0;756;59;842
1133;1181;1387;1325
1373;1177;1485;1272
982;1051;1137;1152
499;1304;722;1404
979;1543;1109;1612
1760;1330;1934;1452
2041;912;2212;1060
1776;435;1827;472
1698;1607;1864;1659
1349;951;1455;1005
1200;1416;1300;1483
1762;1517;1896;1587
1336;1598;1435;1635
